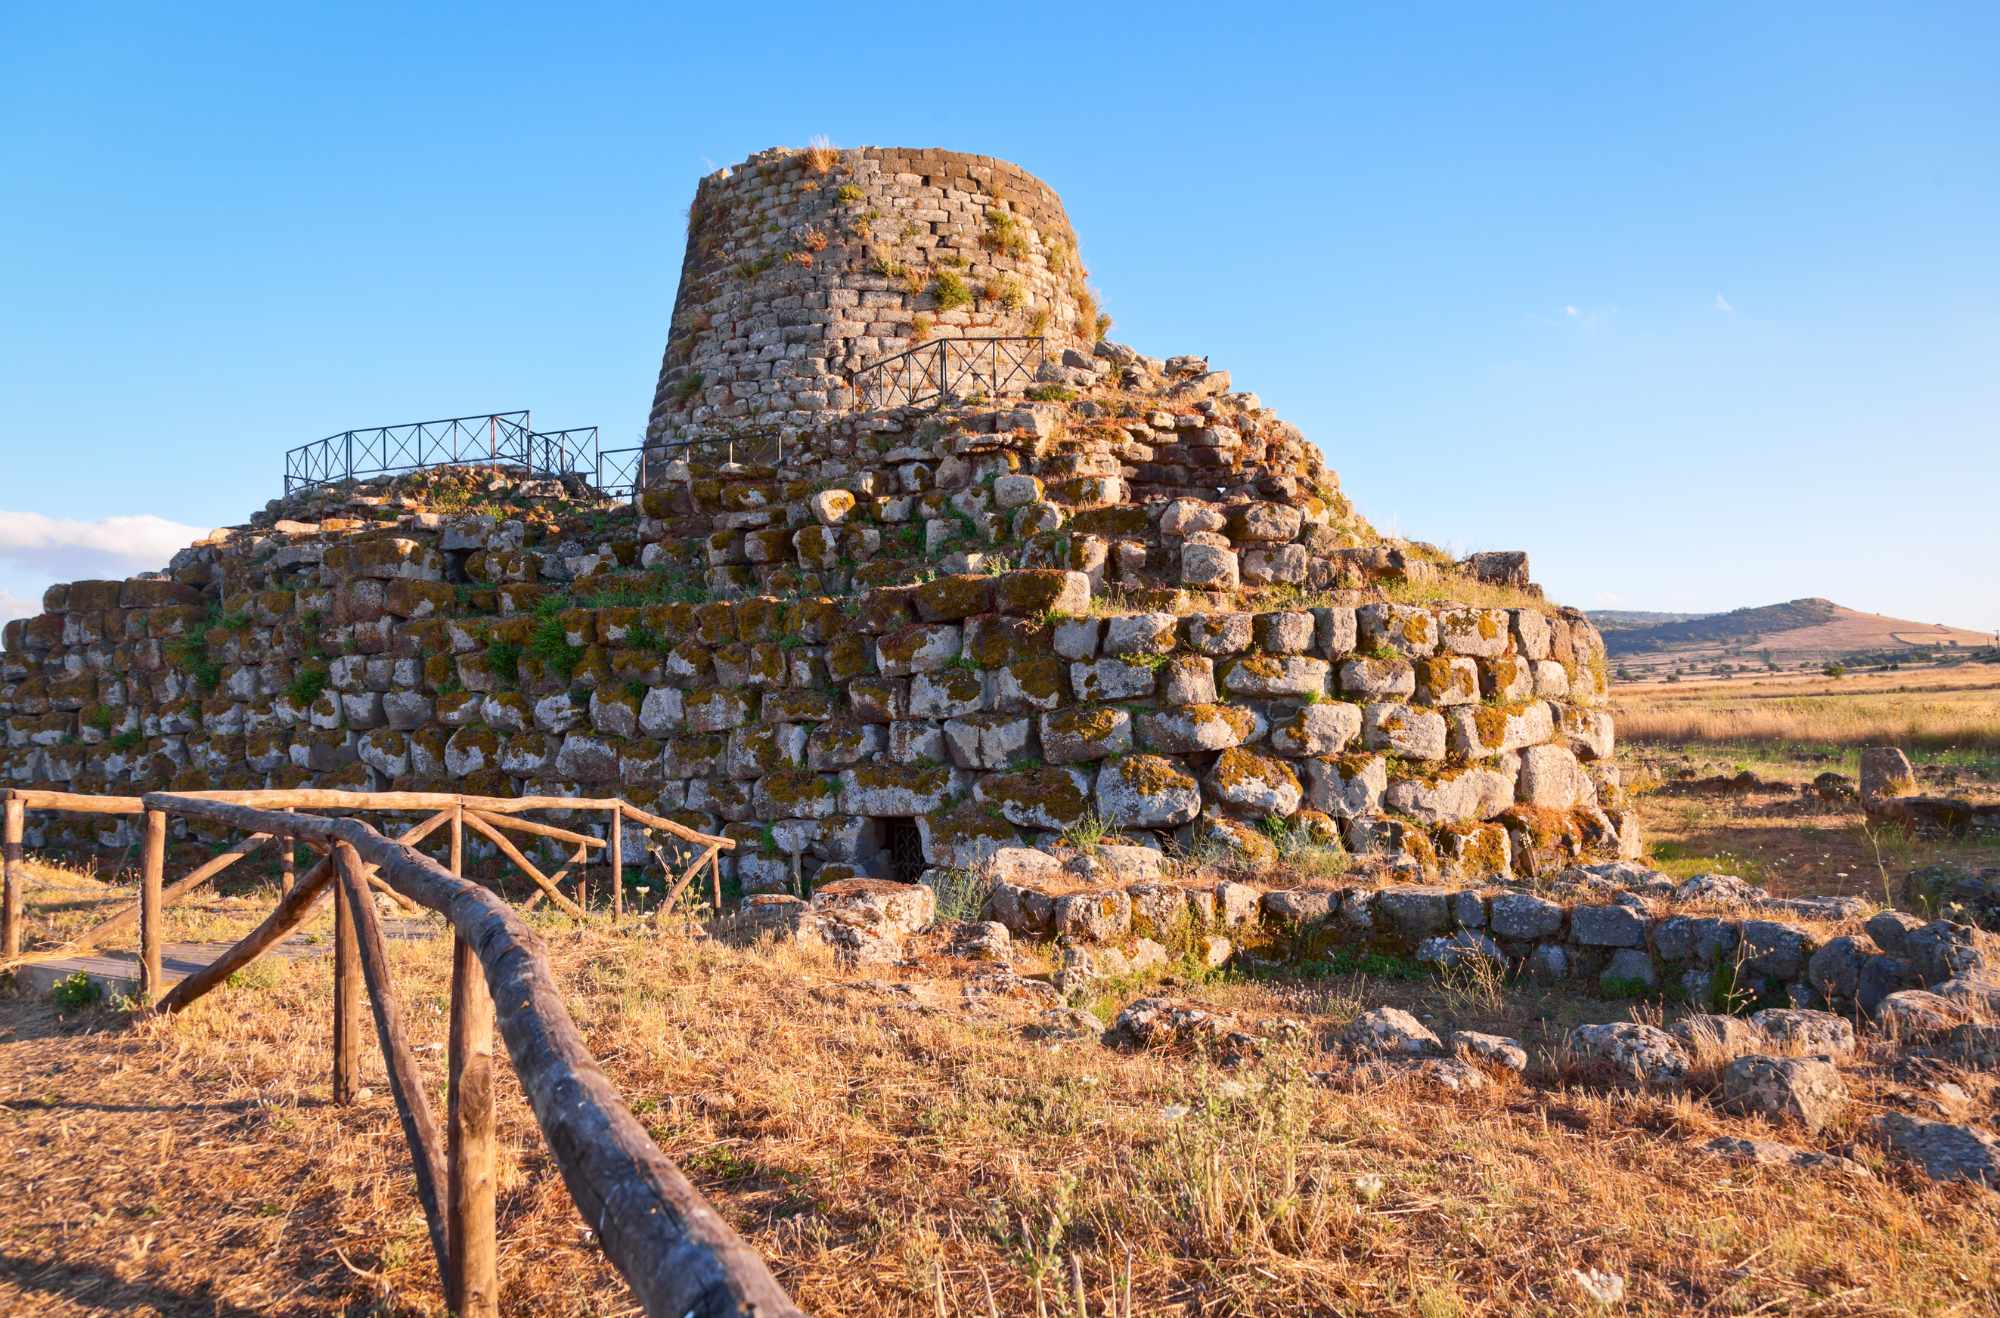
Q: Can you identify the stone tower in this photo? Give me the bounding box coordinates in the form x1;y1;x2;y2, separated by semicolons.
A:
648;146;1100;435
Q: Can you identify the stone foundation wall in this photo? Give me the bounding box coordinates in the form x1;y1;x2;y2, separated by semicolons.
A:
650;146;1096;434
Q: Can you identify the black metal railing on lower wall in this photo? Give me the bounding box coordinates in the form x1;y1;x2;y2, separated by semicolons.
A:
282;412;603;497
849;335;1046;411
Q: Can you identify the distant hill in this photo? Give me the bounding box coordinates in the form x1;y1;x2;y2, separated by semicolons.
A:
1588;598;1998;676
1590;609;1711;633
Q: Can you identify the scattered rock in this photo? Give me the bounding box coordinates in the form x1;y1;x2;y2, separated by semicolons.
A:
1874;989;1969;1037
1697;1135;1870;1177
1416;929;1505;971
1565;1022;1689;1090
948;920;1012;961
1024;1007;1104;1042
1103;997;1261;1060
1669;1012;1765;1061
1404;1057;1490;1093
1453;1030;1528;1074
1748;1008;1856;1058
1871;1113;2000;1188
1341;1006;1442;1060
1720;1054;1848;1132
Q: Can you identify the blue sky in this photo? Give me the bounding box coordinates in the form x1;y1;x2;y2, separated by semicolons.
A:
3;3;1995;630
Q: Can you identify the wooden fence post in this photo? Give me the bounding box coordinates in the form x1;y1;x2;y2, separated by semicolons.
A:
139;807;166;999
280;840;295;899
334;843;452;1285
2;797;23;960
445;799;497;1311
608;807;622;923
447;931;498;1315
332;862;361;1104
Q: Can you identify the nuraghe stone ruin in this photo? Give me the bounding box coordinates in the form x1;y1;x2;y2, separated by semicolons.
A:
0;145;1639;897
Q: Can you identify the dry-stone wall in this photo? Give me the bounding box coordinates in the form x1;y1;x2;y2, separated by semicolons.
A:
650;146;1097;434
1;143;1635;892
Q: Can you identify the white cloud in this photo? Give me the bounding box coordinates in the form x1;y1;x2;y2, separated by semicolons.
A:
1563;305;1580;318
1713;292;1735;314
0;511;210;583
0;589;36;626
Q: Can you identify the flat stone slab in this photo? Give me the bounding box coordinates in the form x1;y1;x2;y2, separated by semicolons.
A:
12;920;436;1000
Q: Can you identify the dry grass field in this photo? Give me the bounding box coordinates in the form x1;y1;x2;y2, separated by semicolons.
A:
2;864;1998;1315
3;666;1998;1314
1615;662;2000;764
1614;662;2000;899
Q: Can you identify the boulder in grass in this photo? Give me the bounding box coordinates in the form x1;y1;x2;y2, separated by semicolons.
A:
1565;1022;1690;1091
1721;1055;1848;1133
1340;1006;1442;1060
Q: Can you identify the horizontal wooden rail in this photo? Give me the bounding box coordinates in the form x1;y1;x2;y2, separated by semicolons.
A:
0;788;147;815
143;791;796;1317
0;790;733;964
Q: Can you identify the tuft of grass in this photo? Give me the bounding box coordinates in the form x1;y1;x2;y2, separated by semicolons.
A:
286;667;329;707
931;271;972;312
802;136;837;173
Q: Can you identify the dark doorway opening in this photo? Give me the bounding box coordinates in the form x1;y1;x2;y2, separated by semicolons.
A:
882;818;925;884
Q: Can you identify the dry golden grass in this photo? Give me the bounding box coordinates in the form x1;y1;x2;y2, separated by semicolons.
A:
1614;662;2000;759
4;882;1999;1315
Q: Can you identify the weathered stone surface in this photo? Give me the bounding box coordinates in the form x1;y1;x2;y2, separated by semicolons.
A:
1360;703;1446;760
1748;1008;1856;1058
1570;904;1647;948
1055;889;1131;943
1137;703;1261;754
1722;1055;1847;1132
1374;886;1453;941
1340;657;1414;699
1104;997;1257;1058
1566;1022;1689;1090
838;763;956;816
1304;755;1388;819
1206;747;1303;815
1223;654;1329;699
1871;1113;2000;1188
1341;1007;1442;1059
1697;1136;1871;1178
1490;891;1565;941
1669;1013;1767;1060
975;765;1093;831
1454;1030;1528;1073
1268;702;1361;757
1095;755;1201;828
1040;705;1132;763
1517;744;1591;809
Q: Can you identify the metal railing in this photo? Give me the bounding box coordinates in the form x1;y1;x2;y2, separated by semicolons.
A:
849;335;1046;410
282;412;602;496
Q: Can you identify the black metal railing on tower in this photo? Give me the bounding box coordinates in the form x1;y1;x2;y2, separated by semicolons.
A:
281;412;601;496
848;335;1046;411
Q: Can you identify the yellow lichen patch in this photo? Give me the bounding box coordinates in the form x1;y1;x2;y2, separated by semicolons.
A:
1119;754;1194;795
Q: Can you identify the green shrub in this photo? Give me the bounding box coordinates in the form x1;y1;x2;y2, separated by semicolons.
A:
51;971;102;1010
287;667;329;707
484;638;523;687
931;271;971;311
1025;384;1074;403
108;729;143;753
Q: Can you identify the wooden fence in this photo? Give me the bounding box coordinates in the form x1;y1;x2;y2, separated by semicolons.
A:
0;788;801;1317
